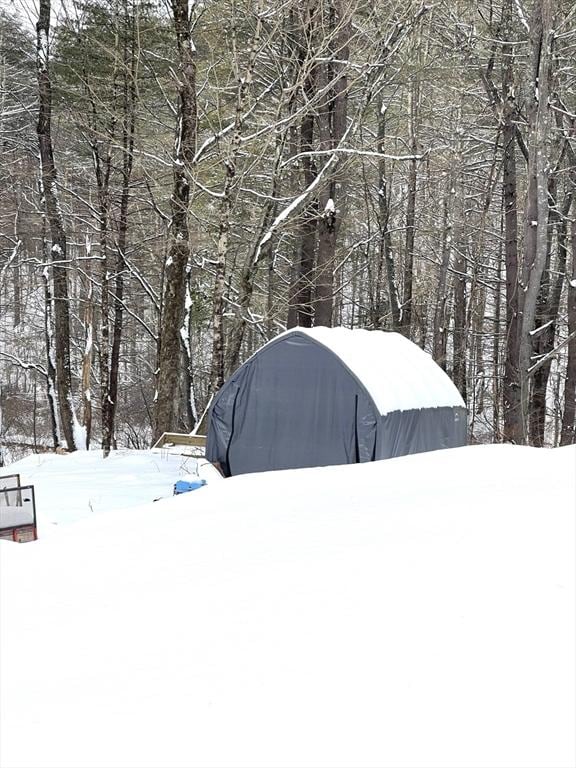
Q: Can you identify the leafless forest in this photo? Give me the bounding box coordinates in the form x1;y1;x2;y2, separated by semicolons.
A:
0;0;575;459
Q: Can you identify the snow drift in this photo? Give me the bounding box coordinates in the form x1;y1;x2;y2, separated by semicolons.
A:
0;444;575;768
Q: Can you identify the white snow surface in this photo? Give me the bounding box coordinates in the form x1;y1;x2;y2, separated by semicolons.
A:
267;326;465;414
1;449;218;536
0;444;575;768
324;197;335;213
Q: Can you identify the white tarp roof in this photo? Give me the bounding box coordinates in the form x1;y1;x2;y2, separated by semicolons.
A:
267;326;465;415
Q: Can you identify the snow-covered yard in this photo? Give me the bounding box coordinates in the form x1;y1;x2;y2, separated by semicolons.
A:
1;448;220;536
0;444;575;768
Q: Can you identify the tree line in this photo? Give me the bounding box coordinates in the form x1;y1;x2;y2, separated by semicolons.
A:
0;0;574;460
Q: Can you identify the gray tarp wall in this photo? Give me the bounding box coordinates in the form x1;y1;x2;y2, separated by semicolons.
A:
377;406;467;461
206;331;467;477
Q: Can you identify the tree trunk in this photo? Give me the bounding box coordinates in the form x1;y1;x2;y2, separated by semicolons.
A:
36;0;78;451
41;219;60;449
433;175;455;368
518;0;553;442
560;219;576;445
493;241;503;440
93;139;112;454
104;1;137;457
314;0;349;328
210;1;263;392
225;129;281;375
81;279;93;449
529;176;571;446
180;275;197;432
315;61;337;327
452;245;467;401
154;0;197;442
401;77;420;338
376;103;401;330
287;22;318;330
13;195;21;327
500;3;523;444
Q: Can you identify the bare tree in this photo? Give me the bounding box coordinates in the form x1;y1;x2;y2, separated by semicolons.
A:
518;0;554;442
314;0;350;327
560;216;576;445
36;0;79;451
210;0;264;392
154;0;197;442
105;0;138;456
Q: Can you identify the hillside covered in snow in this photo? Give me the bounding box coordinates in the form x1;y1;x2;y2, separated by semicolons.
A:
1;444;575;768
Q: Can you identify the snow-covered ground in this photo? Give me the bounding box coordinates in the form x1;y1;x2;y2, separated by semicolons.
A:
1;444;575;768
1;448;220;536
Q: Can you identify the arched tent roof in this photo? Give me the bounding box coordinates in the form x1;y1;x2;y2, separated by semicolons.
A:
257;327;466;415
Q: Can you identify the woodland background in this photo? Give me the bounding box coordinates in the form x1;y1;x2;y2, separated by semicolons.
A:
0;0;575;460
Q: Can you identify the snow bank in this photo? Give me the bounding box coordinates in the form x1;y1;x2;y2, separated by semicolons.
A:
3;449;217;535
1;444;574;768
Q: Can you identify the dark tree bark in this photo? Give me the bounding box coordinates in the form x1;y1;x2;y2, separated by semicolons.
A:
287;15;318;330
13;198;21;327
36;0;78;451
401;77;420;339
292;142;318;329
433;175;455;369
493;242;503;440
210;1;263;392
376;103;401;330
104;1;137;456
479;0;524;443
75;10;116;453
529;171;572;446
41;218;59;449
225;130;282;375
91;126;112;454
560;220;576;445
499;2;523;444
154;0;197;442
315;68;337;327
314;0;349;328
518;0;553;441
452;245;467;402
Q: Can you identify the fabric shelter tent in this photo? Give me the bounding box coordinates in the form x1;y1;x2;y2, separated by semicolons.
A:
206;327;467;477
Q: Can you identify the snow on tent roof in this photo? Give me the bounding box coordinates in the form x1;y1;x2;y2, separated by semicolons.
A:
267;326;465;416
